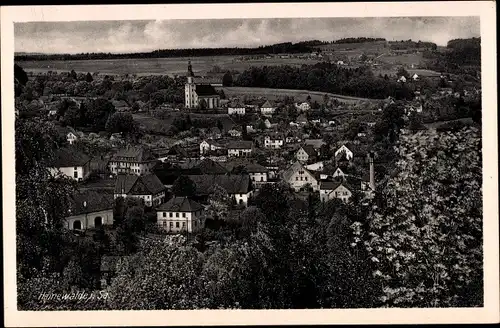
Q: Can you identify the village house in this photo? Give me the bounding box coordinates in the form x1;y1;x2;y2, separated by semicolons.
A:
335;144;354;161
295;144;317;163
157;197;205;233
260;100;277;116
332;167;347;178
227;100;246;115
264;133;285;149
282;161;319;192
65;190;114;230
296;114;308;125
295;102;311;112
319;181;353;203
304;139;326;151
188;174;253;206
48;147;91;181
114;173;166;207
224;161;269;187
200;140;225;155
398;76;407;83
227;140;254;157
305;161;324;172
109;146;158;176
227;128;242;137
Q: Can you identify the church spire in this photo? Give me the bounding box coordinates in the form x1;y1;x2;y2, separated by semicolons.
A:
187;60;194;77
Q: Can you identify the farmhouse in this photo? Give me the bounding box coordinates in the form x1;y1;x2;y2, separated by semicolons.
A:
295;102;311;112
282;161;319;192
295;145;317;163
319;181;353;203
335;144;354;161
228;100;246;115
157;197;205;233
65;190;114;231
48;147;91;181
200;140;225;155
114;173;166;207
185;61;220;109
109;146;158;176
260;100;277;116
227;141;254;157
264;133;285;149
188;174;253;206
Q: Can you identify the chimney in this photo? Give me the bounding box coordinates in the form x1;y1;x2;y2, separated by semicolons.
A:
369;152;375;191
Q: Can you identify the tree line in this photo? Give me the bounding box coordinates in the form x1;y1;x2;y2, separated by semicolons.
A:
234;62;415;100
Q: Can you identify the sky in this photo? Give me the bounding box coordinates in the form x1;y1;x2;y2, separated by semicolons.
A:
15;17;480;54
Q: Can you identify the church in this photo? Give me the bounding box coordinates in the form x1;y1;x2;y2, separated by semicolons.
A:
185;61;221;109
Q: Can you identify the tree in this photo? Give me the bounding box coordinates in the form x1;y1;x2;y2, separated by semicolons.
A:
70;69;78;80
15;63;29;85
172;176;196;197
222;72;233;87
85;72;93;83
353;127;483;307
105;112;139;136
397;66;410;78
206;184;232;220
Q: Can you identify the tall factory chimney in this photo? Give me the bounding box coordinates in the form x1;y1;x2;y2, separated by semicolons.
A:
369;151;375;191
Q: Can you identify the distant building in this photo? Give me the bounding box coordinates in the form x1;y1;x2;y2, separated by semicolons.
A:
334;144;354;161
109;146;157;176
295;102;311;112
114;173;166;207
157;197;205;233
264;134;285;149
227;140;254;157
260;100;277;116
185;61;220;109
64;190;114;230
295;145;317;163
200;140;225;155
282;161;319;192
228;100;246;115
48;147;91;181
112;100;130;112
187;174;253;206
320;181;353;203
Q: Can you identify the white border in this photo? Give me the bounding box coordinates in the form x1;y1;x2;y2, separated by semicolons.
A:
2;2;498;326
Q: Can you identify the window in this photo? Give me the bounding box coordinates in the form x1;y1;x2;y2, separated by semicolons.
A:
176;222;180;228
182;222;186;227
296;177;299;181
169;212;173;217
94;217;102;228
176;213;179;218
260;177;264;181
74;167;78;170
182;213;186;218
162;221;167;227
74;171;78;178
73;220;82;230
163;212;166;217
305;177;308;181
170;222;174;228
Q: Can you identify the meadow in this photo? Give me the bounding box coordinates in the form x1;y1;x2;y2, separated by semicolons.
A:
219;86;380;104
19;55;322;77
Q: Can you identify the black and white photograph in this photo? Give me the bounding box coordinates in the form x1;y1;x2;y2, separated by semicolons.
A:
2;2;498;326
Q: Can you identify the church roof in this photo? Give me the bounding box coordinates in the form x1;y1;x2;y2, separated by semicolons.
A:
195;84;219;97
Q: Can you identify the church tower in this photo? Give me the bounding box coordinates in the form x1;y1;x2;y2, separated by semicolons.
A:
185;60;196;108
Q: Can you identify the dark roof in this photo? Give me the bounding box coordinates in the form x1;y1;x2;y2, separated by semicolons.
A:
300;144;317;157
68;190;114;216
187;174;251;195
195;84;219;97
304;139;325;149
51;147;91;167
227;140;253;150
179;158;228;175
157;196;204;212
112;146;156;162
114;173;165;195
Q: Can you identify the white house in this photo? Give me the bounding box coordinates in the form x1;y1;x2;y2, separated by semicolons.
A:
295;102;311;112
332;167;346;178
228;105;246;115
109;146;157;176
295;145;317;163
398;76;407;83
320;181;353;203
334;144;354;161
114;173;166;207
264;134;284;149
65;191;114;230
282;161;319;192
200;140;225;155
157;197;205;233
305;161;324;172
48;148;91;182
260;100;276;116
412;73;419;81
227;141;253;157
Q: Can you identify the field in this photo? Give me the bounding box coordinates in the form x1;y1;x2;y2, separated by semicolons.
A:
18;55;322;77
219;86;381;104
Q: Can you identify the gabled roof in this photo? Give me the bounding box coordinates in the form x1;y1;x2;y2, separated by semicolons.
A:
296;114;308;122
261;100;276;108
195;84;219;97
304;139;325;149
157;196;203;212
112;146;156;162
187;174;251;195
299;144;317;157
114;173;165;195
51;147;91;168
282;161;316;182
227;140;253;150
68;190;114;216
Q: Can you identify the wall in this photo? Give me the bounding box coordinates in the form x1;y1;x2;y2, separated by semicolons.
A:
287;170;318;192
65;209;114;230
49;165;89;181
228;149;252;157
109;161;156;176
249;172;267;183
